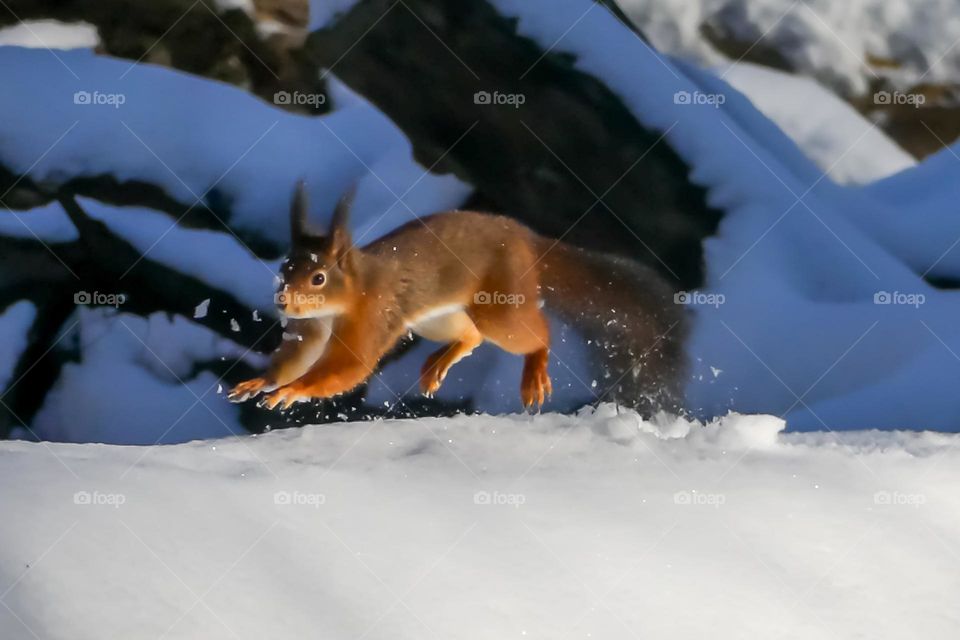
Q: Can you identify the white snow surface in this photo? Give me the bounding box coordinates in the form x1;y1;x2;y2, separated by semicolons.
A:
2;406;959;639
619;0;960;96
0;20;99;50
721;62;916;184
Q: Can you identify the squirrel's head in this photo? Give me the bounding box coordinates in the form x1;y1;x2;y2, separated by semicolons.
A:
276;181;358;319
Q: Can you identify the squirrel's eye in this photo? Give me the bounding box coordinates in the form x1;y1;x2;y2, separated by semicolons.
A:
311;272;326;287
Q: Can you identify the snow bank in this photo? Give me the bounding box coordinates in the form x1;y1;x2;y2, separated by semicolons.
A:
722;62;915;184
4;2;960;436
0;20;99;50
0;47;470;247
0;200;78;243
31;309;259;444
490;0;960;431
2;407;958;639
77;197;281;312
619;0;960;96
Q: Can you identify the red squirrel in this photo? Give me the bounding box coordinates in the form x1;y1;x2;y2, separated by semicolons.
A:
229;182;685;412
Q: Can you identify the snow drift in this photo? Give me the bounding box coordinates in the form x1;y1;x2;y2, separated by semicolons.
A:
490;0;960;430
1;407;958;639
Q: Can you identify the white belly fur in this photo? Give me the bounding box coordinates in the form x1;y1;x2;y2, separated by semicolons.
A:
407;305;473;343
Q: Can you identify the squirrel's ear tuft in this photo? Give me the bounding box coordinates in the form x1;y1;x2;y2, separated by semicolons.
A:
290;179;309;246
329;183;357;262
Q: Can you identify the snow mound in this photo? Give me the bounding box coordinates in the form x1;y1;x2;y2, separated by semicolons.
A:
489;0;960;431
722;62;915;184
619;0;960;96
2;407;958;639
0;47;470;247
0;20;99;50
30;309;259;445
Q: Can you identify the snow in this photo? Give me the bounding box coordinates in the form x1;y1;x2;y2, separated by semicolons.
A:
0;48;470;248
0;20;99;50
618;0;960;97
194;298;211;319
3;0;960;441
211;0;255;15
721;61;915;184
308;0;359;31
0;200;77;243
3;8;960;633
30;309;260;444
487;0;960;431
3;406;960;639
0;2;944;431
78;197;280;312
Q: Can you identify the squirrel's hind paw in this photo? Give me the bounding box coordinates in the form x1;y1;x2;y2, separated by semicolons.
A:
520;365;552;410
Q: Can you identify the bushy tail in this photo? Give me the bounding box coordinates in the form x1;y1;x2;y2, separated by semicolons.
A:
536;238;687;413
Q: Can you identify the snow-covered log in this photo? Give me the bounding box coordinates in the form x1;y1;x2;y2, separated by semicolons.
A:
0;193;280;438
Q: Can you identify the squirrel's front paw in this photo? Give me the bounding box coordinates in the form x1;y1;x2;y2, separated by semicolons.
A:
259;383;310;411
228;377;274;403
